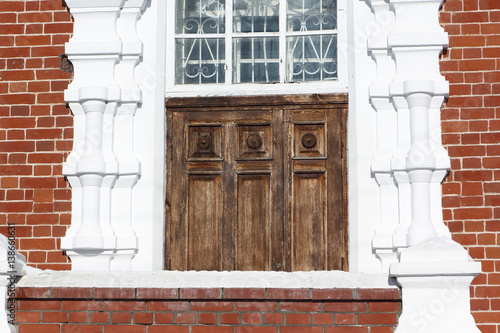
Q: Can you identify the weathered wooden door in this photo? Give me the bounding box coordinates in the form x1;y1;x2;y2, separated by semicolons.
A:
166;95;347;271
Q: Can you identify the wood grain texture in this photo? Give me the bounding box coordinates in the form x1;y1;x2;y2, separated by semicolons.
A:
166;95;347;271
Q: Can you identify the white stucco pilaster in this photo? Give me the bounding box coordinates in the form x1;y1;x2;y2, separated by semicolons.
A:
62;0;153;271
382;0;481;331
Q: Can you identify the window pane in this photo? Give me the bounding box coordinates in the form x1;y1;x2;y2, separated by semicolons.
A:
287;0;336;32
233;37;280;83
176;0;226;34
233;0;280;33
176;38;226;84
287;34;337;82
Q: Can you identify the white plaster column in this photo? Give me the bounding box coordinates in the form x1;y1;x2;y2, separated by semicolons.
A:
62;0;125;271
387;1;481;332
111;0;147;271
388;0;451;246
365;0;399;271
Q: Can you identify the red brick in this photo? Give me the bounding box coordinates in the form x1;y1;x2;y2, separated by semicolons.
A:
335;313;356;325
242;312;262;324
267;288;309;299
95;288;135;299
136;288;178;299
42;311;68;323
324;302;367;312
154;312;175;324
358;313;398;325
104;301;145;311
62;325;103;333
19;300;60;311
235;301;276;312
221;312;240;324
192;327;233;333
51;287;93;299
176;312;196;324
356;289;400;300
16;312;41;323
133;312;153;325
311;288;354;300
191;301;233;312
147;301;189;311
281;327;323;333
280;302;322;312
111;312;132;324
236;328;278;333
263;313;284;325
454;208;493;220
313;313;333;325
149;327;189;333
104;326;146;333
198;312;218;324
180;288;222;299
90;312;110;323
224;288;266;299
368;301;401;312
19;324;60;333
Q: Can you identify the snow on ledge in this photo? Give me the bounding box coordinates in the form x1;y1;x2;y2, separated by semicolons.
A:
17;271;396;289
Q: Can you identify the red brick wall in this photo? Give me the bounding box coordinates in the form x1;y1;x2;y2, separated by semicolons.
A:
15;287;401;332
0;0;73;270
440;0;500;332
1;0;499;331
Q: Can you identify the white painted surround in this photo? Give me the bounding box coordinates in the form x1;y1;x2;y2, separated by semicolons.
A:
3;0;481;331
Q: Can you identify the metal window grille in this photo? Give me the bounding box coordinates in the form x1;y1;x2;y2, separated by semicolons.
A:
175;0;337;85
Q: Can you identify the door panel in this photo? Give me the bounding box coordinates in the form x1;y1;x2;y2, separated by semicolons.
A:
292;172;326;271
236;174;271;271
187;174;223;270
166;95;347;272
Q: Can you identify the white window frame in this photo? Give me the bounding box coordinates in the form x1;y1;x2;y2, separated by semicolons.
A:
165;0;348;97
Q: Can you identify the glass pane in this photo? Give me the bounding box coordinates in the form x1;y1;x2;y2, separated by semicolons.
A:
176;0;226;34
287;34;337;82
176;38;226;84
233;37;280;83
287;0;336;32
233;0;279;33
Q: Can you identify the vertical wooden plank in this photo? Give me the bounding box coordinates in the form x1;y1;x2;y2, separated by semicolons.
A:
236;174;271;270
187;174;223;270
292;173;327;271
282;109;293;271
222;122;236;271
326;106;343;270
169;112;189;271
271;109;285;271
164;109;173;269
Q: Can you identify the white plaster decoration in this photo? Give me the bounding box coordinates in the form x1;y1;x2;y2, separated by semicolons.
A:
390;238;481;333
388;0;451;247
62;0;147;271
384;0;480;331
111;0;147;271
365;0;399;271
0;235;27;333
18;271;395;289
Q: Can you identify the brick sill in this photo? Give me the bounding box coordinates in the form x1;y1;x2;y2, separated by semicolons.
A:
15;271;400;301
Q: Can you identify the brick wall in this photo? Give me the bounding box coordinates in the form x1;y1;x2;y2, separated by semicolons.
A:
15;287;400;332
0;0;73;270
440;0;500;332
1;0;499;331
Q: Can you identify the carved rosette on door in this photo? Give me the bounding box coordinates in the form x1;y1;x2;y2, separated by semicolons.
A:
166;95;347;272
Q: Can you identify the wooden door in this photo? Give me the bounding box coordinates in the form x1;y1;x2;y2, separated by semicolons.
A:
166;95;347;272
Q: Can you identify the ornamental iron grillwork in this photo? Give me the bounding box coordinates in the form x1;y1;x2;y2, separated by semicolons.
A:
175;0;337;85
